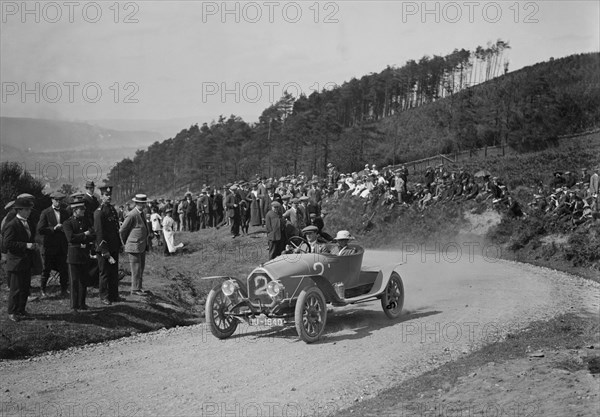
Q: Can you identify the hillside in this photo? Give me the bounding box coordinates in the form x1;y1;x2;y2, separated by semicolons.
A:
323;131;600;278
0;117;161;152
376;53;600;163
104;51;599;200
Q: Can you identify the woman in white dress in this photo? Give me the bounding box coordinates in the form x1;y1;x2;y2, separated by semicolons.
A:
162;208;183;256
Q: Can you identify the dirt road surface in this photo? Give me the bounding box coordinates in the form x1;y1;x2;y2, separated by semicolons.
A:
1;250;598;417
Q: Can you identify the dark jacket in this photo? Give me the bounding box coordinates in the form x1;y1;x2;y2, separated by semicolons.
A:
3;216;36;271
225;192;240;218
36;205;69;256
63;215;96;264
83;193;100;223
94;203;122;255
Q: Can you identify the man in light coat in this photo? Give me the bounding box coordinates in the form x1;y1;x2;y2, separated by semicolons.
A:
119;194;151;296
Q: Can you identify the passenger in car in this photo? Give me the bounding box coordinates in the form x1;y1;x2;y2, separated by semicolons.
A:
328;230;356;256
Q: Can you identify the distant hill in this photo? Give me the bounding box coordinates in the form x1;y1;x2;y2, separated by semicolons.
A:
0;117;162;152
87;117;210;139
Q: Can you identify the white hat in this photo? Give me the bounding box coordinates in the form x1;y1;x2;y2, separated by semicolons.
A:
132;194;148;203
334;230;355;241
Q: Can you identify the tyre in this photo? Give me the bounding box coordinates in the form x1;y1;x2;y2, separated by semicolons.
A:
381;272;404;319
295;286;327;343
205;285;238;339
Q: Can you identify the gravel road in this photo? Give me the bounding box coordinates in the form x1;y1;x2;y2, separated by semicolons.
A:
1;249;598;417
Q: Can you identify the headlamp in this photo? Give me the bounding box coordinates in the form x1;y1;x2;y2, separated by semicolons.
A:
266;281;284;298
221;280;239;296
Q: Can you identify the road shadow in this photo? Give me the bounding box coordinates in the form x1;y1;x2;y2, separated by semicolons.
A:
318;308;442;344
30;298;195;332
230;308;441;344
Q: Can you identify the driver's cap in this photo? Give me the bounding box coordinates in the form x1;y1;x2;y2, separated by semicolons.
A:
302;225;319;234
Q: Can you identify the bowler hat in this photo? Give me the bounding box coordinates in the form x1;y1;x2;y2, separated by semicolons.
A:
12;198;34;210
85;181;95;188
132;194;148;203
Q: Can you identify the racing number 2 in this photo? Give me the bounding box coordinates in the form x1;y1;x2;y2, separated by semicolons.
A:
254;275;268;295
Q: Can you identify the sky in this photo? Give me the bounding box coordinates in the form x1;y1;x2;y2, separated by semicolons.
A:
1;0;598;127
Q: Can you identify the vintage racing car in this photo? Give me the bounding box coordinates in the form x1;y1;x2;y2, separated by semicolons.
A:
204;237;405;343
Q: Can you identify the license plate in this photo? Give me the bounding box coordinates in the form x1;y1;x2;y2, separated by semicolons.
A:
249;316;285;326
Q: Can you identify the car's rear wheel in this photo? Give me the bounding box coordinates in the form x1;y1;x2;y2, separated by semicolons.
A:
381;272;404;319
206;285;238;339
295;286;327;343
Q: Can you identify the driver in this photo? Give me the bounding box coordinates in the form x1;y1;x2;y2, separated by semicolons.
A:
284;225;325;254
329;230;356;256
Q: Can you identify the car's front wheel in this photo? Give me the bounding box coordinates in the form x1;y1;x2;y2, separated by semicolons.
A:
206;285;238;339
381;272;404;319
295;286;327;343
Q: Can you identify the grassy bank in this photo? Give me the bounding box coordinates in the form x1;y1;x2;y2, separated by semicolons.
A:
0;228;263;359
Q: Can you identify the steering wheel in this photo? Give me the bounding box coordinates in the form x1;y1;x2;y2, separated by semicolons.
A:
287;235;311;253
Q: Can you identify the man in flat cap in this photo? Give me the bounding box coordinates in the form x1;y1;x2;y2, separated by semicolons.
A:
94;186;123;305
285;225;325;254
63;195;96;312
4;197;38;321
120;194;152;296
265;201;286;259
36;191;69;297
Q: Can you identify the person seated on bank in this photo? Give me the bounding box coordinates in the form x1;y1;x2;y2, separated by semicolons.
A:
284;225;325;254
329;230;356;256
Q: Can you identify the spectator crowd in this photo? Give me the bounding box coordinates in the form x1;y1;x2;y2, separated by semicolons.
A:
2;162;598;322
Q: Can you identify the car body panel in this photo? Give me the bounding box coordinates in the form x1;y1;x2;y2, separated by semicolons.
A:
210;247;402;311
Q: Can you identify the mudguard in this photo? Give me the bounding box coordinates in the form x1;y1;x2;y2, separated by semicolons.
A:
201;275;248;298
365;262;404;296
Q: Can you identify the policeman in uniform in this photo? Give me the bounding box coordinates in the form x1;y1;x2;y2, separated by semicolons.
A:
94;186;123;305
63;194;96;312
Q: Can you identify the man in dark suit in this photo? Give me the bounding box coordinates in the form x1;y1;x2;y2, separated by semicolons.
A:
36;191;69;297
212;189;223;227
197;189;210;229
63;195;96;312
265;201;286;260
119;194;151;296
225;185;241;238
83;181;100;225
94;186;123;305
4;197;38;322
